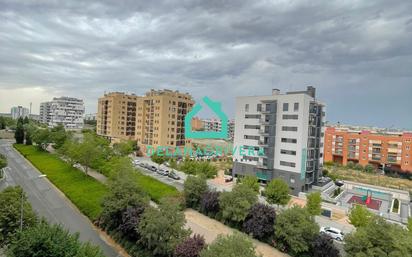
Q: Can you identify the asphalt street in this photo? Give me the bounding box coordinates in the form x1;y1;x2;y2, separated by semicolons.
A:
0;140;122;257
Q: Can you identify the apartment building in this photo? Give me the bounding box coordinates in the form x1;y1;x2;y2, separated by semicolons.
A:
203;118;235;141
10;106;29;120
135;89;194;151
324;126;412;173
191;117;204;131
233;86;325;195
39;97;85;129
96;92;139;141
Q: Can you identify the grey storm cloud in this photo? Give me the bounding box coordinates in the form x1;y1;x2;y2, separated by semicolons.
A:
0;0;411;129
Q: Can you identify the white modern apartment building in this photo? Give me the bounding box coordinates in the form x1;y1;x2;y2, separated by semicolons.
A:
10;106;29;120
39;97;85;129
233;86;325;195
203;118;235;141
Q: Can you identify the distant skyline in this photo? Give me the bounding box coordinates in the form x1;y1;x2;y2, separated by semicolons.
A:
1;1;411;129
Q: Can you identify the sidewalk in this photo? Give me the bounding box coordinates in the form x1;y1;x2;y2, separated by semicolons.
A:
184;209;290;257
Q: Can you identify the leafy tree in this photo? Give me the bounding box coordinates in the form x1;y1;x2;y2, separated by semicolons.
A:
118;205;146;241
6;221;105;257
138;200;191;256
0;186;37;245
113;140;136;156
50;124;70;149
264;179;291;207
311;234;340;257
344;216;412;257
0;116;6;129
0;153;7;169
407;217;412;233
219;184;257;224
199;233;258;257
239;175;260;193
151;151;169;166
306;192;322;216
184;175;208;209
243;203;276;241
99;169;149;233
14;118;25;144
174;234;206;257
32;128;52;150
200;191;220;217
348;204;373;228
274;206;319;255
364;164;375;173
346;161;355;169
179;160;217;178
23;116;29;124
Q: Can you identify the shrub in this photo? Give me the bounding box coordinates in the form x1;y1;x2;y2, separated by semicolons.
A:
200;191;220;217
364;164;375;173
311;234;340;257
346;161;355;169
219;184;257;225
184;175;208;209
174;234;206;257
200;233;258;257
243;203;276;241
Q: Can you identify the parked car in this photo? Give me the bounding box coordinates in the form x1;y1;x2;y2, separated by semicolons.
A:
149;165;158;172
168;171;180;180
320;227;344;241
335;180;344;187
132;159;140;165
157;169;169;176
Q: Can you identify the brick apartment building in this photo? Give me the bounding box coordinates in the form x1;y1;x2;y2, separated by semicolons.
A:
324;126;412;173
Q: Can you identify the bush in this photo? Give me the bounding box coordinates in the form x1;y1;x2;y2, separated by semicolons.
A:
364;164;375;173
178;160;217;178
346;161;355;169
264;179;291;206
322;169;329;176
311;234;340;257
306;192;322;216
219;184;257;225
200;191;221;217
354;163;363;171
243;203;276;241
239;175;260;193
174;234;206;257
200;233;258;257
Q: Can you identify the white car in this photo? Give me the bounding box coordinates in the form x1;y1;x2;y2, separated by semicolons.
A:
132;159;140;165
320;227;344;241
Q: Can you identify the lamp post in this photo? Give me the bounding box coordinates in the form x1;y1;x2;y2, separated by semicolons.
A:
20;174;47;231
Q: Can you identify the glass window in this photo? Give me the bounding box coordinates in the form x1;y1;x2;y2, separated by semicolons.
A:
257;104;262;112
294;102;299;111
283;103;289;111
245;104;249;112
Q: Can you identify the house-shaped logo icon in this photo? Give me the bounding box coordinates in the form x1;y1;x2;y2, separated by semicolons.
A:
185;96;228;139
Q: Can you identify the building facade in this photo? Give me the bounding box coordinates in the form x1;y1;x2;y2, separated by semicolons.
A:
135;89;194;151
202;118;235;141
190;117;204;131
324;127;412;173
39;97;85;129
96;92;139;141
232;86;325;195
10;106;29;120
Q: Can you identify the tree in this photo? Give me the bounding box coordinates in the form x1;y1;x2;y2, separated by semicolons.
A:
200;191;220;217
344;216;412;256
364;164;375;173
407;217;412;233
306;192;322;216
151;151;169;166
113;140;136;156
23;116;29;124
99;169;149;233
178;160;217;178
311;234;340;257
243;203;276;241
118;205;146;241
138;200;191;256
219;184;257;224
0;116;6;129
14;118;25;144
31;128;52;150
264;179;291;207
6;221;105;257
24;126;33;145
50;124;69;149
199;233;258;257
0;153;7;169
274;206;319;255
348;204;373;228
0;186;37;245
184;175;208;209
174;234;206;257
239;175;260;193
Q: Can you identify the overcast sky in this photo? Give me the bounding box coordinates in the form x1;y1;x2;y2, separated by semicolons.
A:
0;0;411;129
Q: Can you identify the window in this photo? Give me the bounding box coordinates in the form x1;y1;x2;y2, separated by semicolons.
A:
280;161;296;168
257;104;262;112
282;114;298;120
281;149;297;155
281;138;297;143
282;126;298;132
244;125;260;129
245;104;249;112
244;135;260;140
294;102;299;111
283;103;289;111
245;114;261;119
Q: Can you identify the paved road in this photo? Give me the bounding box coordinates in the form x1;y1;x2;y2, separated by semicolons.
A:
0;140;122;257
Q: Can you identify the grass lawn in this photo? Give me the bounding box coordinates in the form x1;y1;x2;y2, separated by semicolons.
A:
14;144;107;220
132;170;180;202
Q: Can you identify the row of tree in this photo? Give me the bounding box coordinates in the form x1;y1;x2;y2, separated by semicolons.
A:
0;186;104;257
96;167;262;257
183;175;338;257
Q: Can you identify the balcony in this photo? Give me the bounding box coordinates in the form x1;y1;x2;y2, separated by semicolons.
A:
258;140;269;146
259;118;270;125
260;107;271;114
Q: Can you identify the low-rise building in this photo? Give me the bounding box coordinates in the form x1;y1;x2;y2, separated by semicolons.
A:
324;126;412;173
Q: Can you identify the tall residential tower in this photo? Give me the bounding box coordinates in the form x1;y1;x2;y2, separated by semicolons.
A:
232;86;325;195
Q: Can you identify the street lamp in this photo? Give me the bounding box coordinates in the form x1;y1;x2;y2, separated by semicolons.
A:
20;174;47;231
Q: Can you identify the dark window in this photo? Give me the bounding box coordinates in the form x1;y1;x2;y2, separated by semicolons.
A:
283;103;289;111
245;104;249;112
244;125;260;129
244;135;260;140
294;102;299;111
257;104;262;112
281;138;297;143
282;114;298;120
282;126;298;132
280;161;296;167
245;114;261;119
281;149;297;155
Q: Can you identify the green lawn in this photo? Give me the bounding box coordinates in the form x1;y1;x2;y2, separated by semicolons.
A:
132;171;180;202
13;145;180;218
14;144;107;220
